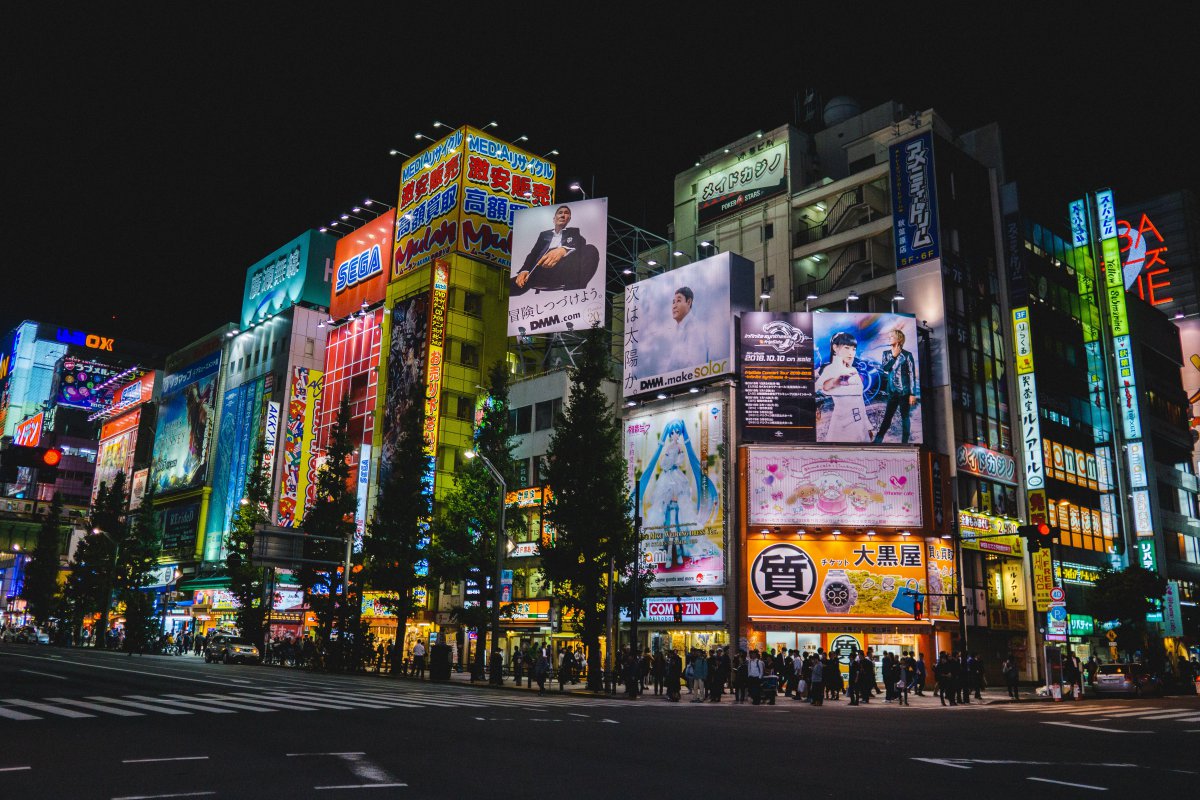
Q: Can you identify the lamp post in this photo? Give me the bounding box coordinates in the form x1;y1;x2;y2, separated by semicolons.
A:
465;449;506;684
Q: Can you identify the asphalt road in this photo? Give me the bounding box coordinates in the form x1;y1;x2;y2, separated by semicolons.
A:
2;642;1197;798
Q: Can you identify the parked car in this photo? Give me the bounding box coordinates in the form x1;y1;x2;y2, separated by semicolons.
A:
1092;662;1164;697
1;626;49;644
205;635;260;665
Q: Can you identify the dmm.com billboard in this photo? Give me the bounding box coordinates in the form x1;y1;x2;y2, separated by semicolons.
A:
622;251;754;397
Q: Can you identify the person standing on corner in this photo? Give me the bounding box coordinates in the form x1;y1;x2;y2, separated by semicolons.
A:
1003;653;1020;702
411;639;426;680
747;649;765;705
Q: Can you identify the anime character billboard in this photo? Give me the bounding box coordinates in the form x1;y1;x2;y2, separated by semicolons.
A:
625;402;726;588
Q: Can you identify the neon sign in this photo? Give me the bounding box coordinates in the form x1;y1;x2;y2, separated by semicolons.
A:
1118;213;1171;306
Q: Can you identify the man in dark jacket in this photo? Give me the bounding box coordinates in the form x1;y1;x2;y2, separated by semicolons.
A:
872;328;918;443
509;205;600;296
666;648;683;702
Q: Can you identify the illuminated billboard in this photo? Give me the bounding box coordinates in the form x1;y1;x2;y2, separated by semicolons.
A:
150;351;221;494
240;230;336;329
379;292;429;487
277;368;323;528
625;401;727;589
508;198;607;337
106;372;156;418
1118;212;1171;304
890;131;940;269
331;210;394;319
56;357;123;410
93;408;141;503
746;538;930;621
393;127;556;279
697;139;788;225
738;312;922;444
621;251;754;397
746;446;922;529
14;412;44;447
207;378;266;546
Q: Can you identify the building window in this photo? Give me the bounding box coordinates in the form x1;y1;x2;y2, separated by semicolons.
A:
509;406;532;435
534;399;561;431
763;223;774;241
459;341;480;368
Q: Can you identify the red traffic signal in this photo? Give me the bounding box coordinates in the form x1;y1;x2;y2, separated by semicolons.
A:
42;448;62;467
912;597;924;621
1018;522;1053;551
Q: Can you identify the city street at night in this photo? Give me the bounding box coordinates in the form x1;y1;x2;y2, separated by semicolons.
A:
2;644;1199;798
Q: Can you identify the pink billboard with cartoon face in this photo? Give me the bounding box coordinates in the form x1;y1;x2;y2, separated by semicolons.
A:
747;446;922;528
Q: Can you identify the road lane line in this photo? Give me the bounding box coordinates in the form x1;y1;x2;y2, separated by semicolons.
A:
245;692;360;709
20;669;68;680
111;792;216;799
1027;777;1107;790
313;784;408;791
286;752;367;757
87;697;191;715
46;697;143;716
2;698;93;718
3;651;231;686
226;693;331;710
122;756;210;764
1043;721;1152;733
0;766;33;772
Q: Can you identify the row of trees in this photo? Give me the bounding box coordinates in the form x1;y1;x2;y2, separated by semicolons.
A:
22;472;163;653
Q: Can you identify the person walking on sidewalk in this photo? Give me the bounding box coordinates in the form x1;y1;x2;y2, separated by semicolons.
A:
915;652;927;696
411;640;427;680
1003;654;1020;701
968;652;985;700
690;648;709;702
897;653;914;706
747;649;765;705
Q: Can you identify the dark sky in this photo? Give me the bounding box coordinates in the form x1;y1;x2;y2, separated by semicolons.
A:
4;6;1195;351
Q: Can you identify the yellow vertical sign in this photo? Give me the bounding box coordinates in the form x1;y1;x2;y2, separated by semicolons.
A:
1032;547;1054;611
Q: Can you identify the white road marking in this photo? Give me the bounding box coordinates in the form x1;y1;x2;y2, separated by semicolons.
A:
286;752;367;757
46;697;143;716
20;669;68;680
0;766;32;772
1027;777;1107;790
5;651;230;686
158;693;276;713
313;784;408;791
123;695;236;714
111;792;216;799
122;756;210;764
2;698;92;718
86;697;191;715
0;706;41;720
1043;721;1152;733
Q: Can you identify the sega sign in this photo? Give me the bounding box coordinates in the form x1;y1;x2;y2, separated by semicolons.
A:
335;244;383;294
329;209;393;319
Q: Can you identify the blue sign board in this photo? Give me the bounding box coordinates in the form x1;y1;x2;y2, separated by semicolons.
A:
240;230;336;328
889;131;941;269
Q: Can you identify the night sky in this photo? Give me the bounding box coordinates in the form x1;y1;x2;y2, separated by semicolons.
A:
4;6;1195;352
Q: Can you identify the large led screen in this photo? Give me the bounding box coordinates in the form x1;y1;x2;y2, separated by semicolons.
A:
739;312;923;444
625;401;726;588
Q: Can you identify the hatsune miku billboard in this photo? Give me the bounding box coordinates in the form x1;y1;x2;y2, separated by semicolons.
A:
625;401;726;588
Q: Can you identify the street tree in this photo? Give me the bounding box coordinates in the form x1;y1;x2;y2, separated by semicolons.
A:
227;439;271;649
539;326;636;691
428;360;517;678
115;484;161;654
22;492;66;629
300;395;358;669
1088;565;1168;657
65;474;125;647
364;380;431;664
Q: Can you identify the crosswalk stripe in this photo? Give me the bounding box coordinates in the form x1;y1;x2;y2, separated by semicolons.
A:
87;696;192;715
160;694;277;712
246;692;362;710
193;693;316;711
45;697;144;716
2;698;93;718
227;693;335;711
1107;710;1199;720
0;705;41;720
274;691;395;708
124;695;236;714
318;692;423;708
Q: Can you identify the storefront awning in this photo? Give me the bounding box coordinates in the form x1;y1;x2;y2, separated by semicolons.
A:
177;576;230;591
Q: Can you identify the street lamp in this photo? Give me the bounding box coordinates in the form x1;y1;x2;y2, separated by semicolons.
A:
569;182;587;200
464;449;506;685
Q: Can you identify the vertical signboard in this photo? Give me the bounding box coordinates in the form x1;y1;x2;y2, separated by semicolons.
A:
1032;541;1054;611
625;401;726;588
379;293;429;486
423;260;449;485
207;378;266;545
889;131;940;269
150;351;221;494
1012;307;1044;491
93;408;141;503
13;412;44;447
277;368;323;528
1163;580;1184;637
507;198;607;336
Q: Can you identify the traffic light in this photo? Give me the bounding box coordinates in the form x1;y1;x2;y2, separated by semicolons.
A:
912;596;924;621
672;599;684;623
1018;522;1052;552
0;445;62;482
